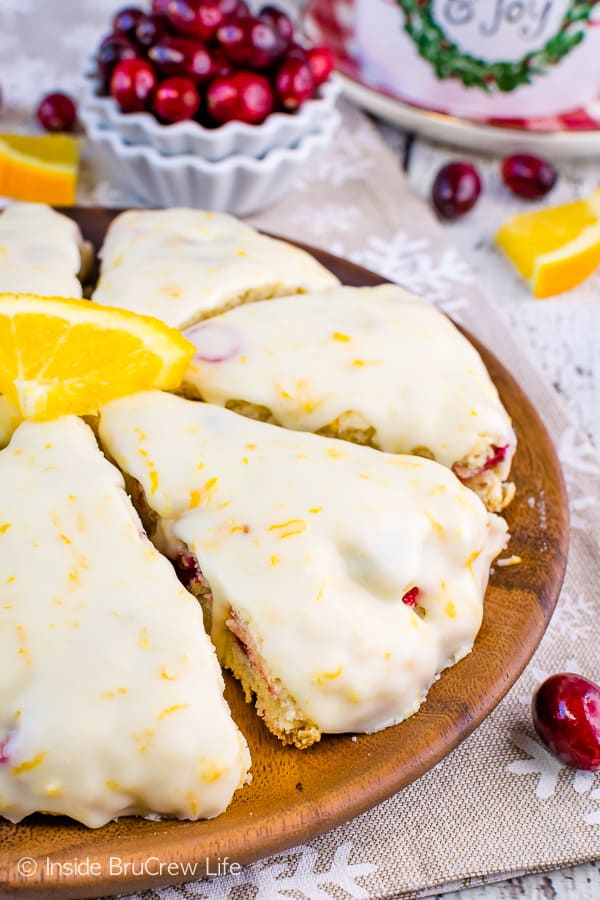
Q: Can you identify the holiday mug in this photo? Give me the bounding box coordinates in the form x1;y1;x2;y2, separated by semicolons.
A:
319;0;600;121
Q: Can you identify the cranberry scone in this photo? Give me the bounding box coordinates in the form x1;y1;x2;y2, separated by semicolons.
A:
99;391;508;749
0;416;250;828
0;202;91;446
92;208;340;329
182;284;516;512
0;202;88;296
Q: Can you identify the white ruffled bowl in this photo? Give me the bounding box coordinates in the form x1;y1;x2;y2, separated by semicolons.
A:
80;68;341;161
85;107;339;215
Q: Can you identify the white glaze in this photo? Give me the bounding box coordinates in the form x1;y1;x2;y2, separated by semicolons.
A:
92;208;340;328
99;392;508;736
0;203;83;297
184;284;516;472
0;416;250;828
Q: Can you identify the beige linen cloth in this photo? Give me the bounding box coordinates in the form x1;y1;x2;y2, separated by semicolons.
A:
86;104;598;900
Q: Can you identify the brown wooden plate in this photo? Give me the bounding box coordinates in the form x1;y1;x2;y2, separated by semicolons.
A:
0;209;569;900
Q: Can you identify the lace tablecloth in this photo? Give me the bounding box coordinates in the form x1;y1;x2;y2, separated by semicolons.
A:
1;2;600;899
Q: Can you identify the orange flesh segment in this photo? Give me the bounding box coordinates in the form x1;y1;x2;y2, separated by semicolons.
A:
0;294;194;420
0;134;78;205
495;190;600;298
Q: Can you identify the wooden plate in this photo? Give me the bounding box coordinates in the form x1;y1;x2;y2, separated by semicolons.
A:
0;209;569;900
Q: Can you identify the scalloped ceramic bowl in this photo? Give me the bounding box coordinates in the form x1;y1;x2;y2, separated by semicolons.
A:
80;68;341;161
85;107;340;214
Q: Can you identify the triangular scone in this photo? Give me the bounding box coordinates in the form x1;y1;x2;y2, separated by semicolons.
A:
99;392;508;749
182;284;516;512
0;417;250;828
0;203;90;447
0;203;85;297
91;208;340;329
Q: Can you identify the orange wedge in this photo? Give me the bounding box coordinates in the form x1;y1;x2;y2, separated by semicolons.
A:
495;189;600;298
0;294;194;420
0;134;79;205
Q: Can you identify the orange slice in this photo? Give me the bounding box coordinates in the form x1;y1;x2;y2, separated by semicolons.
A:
495;189;600;298
0;294;194;420
0;134;78;205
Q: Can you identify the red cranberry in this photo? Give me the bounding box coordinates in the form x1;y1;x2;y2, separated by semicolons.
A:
207;71;274;125
217;16;286;69
135;13;172;48
149;37;213;82
36;92;77;132
152;0;171;14
153;76;200;122
401;586;420;607
174;551;202;589
286;42;308;61
110;58;157;113
232;0;250;15
167;0;239;42
112;6;145;37
431;161;481;220
306;46;334;86
275;57;315;110
259;5;295;43
532;673;600;771
96;33;138;86
501;153;558;200
482;443;509;472
0;736;11;764
211;48;235;78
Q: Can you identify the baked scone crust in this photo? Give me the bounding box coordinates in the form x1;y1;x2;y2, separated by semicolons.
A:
99;392;508;748
182;284;516;511
92;208;340;329
0;416;250;827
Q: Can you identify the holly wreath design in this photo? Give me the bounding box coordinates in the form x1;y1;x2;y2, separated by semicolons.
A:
397;0;597;92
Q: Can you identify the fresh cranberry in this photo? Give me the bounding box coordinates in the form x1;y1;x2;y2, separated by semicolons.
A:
217;16;286;69
401;587;420;607
211;48;235;78
275;57;315;110
532;673;600;771
153;76;200;122
0;736;11;764
135;13;172;48
96;33;138;86
174;551;202;590
285;42;308;61
36;92;77;132
232;0;250;15
152;0;171;14
167;0;239;42
482;444;509;472
112;6;145;37
431;161;481;220
110;58;157;113
259;5;295;43
501;153;558;199
149;37;214;82
306;46;334;86
207;71;274;124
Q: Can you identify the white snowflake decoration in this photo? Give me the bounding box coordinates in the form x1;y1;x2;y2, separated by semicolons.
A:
290;202;360;241
558;426;600;476
348;232;473;314
125;843;377;900
293;123;379;192
549;591;594;643
506;731;599;806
